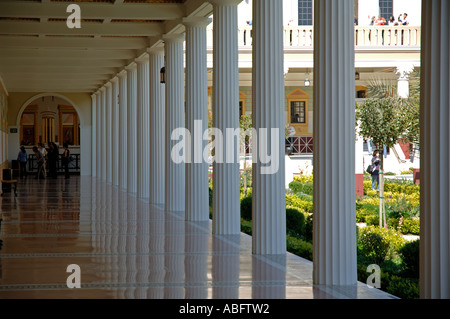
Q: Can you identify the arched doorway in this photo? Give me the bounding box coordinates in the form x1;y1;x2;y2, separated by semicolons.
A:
17;94;82;175
19;96;80;147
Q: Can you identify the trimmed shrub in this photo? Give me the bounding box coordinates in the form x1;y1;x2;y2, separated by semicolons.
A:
241;219;252;235
240;195;252;221
286;236;313;261
399;239;420;278
386;276;419;299
358;226;406;264
359;230;390;264
400;218;420;235
286;206;305;237
285;194;313;213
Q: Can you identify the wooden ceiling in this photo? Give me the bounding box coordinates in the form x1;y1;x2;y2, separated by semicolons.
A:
0;0;210;93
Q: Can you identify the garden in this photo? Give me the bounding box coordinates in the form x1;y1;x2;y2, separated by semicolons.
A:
222;173;420;299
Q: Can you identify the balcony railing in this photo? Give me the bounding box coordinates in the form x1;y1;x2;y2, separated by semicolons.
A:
207;26;421;49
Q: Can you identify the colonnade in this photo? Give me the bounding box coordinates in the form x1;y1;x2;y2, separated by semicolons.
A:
90;0;449;298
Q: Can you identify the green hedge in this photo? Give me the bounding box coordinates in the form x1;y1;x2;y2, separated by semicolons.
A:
399;239;420;278
286;236;313;261
288;181;314;196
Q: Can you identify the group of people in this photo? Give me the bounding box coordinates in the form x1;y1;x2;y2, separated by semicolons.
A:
370;13;409;26
17;142;72;180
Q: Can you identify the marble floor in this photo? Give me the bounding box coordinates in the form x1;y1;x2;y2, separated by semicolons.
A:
0;176;396;299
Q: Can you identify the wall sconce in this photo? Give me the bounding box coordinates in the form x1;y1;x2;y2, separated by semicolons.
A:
160;66;166;84
355;71;360;80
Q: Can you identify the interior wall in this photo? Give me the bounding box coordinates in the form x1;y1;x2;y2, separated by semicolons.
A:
7;92;92;176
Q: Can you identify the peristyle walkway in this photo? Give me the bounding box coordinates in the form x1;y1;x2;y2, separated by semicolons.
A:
0;176;395;299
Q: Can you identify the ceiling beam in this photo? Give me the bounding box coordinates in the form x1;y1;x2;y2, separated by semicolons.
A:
0;66;118;74
0;36;149;50
0;21;164;37
0;48;137;60
0;58;126;68
0;2;185;20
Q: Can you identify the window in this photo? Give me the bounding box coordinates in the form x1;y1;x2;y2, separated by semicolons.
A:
298;0;313;26
379;0;393;21
290;101;306;124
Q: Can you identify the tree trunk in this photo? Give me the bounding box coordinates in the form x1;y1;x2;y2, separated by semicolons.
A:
379;148;387;228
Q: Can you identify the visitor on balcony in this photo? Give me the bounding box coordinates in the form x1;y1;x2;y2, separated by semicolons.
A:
402;13;409;25
375;15;386;26
388;16;397;26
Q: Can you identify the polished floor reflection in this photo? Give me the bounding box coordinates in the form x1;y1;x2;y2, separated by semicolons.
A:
0;176;396;299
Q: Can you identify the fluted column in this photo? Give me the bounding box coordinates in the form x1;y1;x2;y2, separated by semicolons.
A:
313;0;357;285
118;70;128;190
183;17;211;221
136;54;150;199
148;47;165;205
420;0;450;299
111;77;120;187
251;0;286;255
105;82;113;184
91;93;97;177
126;63;138;194
211;0;241;234
96;92;102;180
100;86;107;181
164;34;185;212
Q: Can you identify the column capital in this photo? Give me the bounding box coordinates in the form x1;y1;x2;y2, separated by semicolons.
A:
135;53;149;64
111;76;119;83
147;46;165;56
105;82;112;88
182;17;212;28
125;62;137;71
162;33;185;43
209;0;241;6
100;86;106;92
118;69;127;78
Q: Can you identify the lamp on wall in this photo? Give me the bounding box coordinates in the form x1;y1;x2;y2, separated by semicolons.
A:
160;66;166;84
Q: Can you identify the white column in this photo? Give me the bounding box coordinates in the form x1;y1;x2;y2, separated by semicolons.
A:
396;64;414;99
164;34;185;212
118;70;128;190
136;54;150;199
126;63;138;194
96;92;102;180
100;86;107;181
147;47;165;205
183;17;211;221
211;0;241;235
111;77;120;187
313;0;357;285
420;0;450;299
91;93;97;177
105;82;113;184
251;0;286;255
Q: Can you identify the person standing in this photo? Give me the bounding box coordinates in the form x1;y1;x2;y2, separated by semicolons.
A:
47;142;59;179
371;150;380;191
61;143;71;179
38;143;47;178
17;146;28;179
33;146;45;179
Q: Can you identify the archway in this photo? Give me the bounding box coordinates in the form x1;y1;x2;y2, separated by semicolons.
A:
16;93;84;175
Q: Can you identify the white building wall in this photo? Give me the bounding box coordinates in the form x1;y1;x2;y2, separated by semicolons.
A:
358;0;380;26
393;0;421;25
